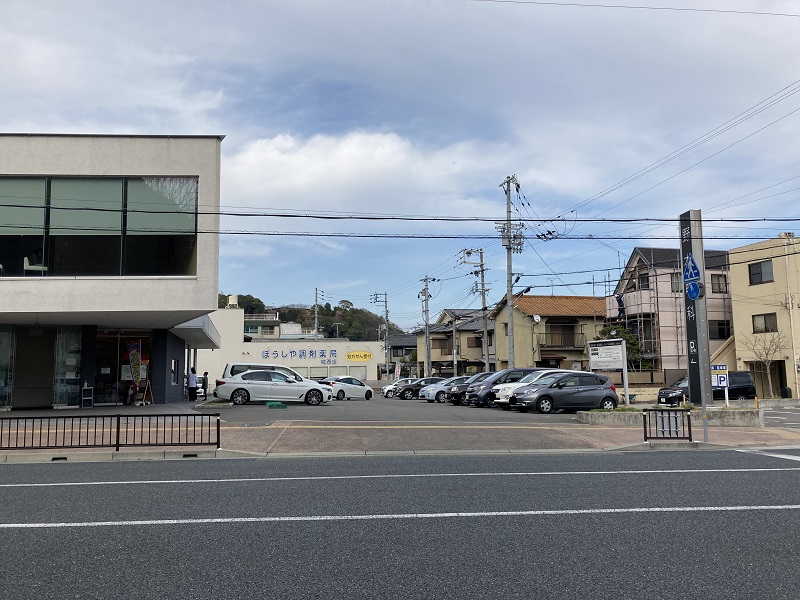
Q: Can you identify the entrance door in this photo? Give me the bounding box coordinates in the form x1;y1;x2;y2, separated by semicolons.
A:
13;327;56;409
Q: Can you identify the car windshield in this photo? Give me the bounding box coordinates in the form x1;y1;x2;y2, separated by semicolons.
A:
671;377;689;388
520;371;549;383
532;374;561;387
465;372;491;384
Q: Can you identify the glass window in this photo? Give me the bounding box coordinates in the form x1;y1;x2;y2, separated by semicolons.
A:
711;274;728;293
0;178;47;276
637;273;649;290
749;260;774;285
752;313;778;333
53;327;82;407
708;320;731;340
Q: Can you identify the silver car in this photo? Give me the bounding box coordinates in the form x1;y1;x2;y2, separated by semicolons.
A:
419;376;470;403
214;369;332;405
511;372;618;414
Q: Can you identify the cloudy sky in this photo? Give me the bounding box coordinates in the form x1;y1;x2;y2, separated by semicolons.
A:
3;0;800;329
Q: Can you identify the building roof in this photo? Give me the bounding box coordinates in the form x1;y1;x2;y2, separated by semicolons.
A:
387;334;418;347
494;295;605;319
631;247;728;270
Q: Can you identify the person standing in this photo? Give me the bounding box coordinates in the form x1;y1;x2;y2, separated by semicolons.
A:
201;372;209;398
187;367;198;402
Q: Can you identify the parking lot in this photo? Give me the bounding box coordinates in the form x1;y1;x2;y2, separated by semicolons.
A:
216;394;580;425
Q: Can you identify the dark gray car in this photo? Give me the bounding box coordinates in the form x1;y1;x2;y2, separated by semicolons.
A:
510;372;618;413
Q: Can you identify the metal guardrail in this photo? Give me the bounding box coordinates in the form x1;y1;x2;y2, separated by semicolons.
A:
0;414;221;451
643;408;693;442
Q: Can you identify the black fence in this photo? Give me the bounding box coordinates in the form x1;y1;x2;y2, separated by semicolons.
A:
643;408;693;442
0;414;221;451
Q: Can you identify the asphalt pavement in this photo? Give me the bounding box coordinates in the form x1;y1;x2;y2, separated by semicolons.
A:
4;396;800;461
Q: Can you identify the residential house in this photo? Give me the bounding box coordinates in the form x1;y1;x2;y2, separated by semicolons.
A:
0;134;222;409
490;295;605;370
416;308;495;377
722;233;800;398
607;247;731;382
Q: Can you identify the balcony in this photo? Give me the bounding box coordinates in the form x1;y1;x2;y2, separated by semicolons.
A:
537;333;586;349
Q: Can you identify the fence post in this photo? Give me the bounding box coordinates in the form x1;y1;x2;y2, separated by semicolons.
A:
115;415;121;451
216;414;221;449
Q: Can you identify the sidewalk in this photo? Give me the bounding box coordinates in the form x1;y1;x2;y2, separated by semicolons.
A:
3;403;800;462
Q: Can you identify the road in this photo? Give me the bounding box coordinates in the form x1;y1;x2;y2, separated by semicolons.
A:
3;449;800;599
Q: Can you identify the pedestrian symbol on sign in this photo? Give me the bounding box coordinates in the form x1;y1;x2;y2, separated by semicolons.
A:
683;252;701;283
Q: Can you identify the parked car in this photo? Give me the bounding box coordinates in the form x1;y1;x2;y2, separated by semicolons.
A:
448;372;493;405
221;362;306;381
510;372;618;413
657;371;757;406
467;368;545;407
381;378;416;398
419;376;470;403
214;369;332;405
320;376;373;400
395;376;447;400
493;369;579;409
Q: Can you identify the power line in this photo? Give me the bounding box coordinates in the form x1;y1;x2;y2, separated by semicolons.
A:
469;0;800;18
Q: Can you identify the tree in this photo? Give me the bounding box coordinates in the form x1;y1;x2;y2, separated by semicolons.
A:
594;325;643;369
739;332;787;399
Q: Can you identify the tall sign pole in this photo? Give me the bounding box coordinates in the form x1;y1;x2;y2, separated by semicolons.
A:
680;210;712;442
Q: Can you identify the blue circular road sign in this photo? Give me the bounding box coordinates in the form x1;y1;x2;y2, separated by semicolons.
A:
686;281;700;300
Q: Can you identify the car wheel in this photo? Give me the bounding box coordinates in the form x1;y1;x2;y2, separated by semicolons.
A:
385;390;394;398
435;391;446;403
487;398;497;408
365;390;372;400
536;396;555;414
231;389;249;405
401;389;414;400
601;398;617;410
337;390;346;401
305;389;323;405
735;395;747;401
456;392;467;406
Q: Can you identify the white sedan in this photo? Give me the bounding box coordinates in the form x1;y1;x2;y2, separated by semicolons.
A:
321;376;374;400
214;370;332;405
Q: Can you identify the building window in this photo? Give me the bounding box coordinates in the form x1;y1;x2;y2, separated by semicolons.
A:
752;313;778;333
711;273;728;293
708;320;731;340
748;260;773;285
637;273;650;290
244;324;259;334
467;337;481;348
391;348;405;358
670;272;682;293
0;176;197;277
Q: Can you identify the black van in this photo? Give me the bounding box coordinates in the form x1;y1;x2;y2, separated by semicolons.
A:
657;371;757;405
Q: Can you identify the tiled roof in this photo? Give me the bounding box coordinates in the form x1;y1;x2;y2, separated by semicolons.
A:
632;247;728;270
513;295;606;317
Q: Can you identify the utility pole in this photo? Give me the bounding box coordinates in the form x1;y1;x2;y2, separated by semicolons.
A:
463;248;490;371
419;277;434;377
333;322;344;338
498;175;524;368
314;288;323;337
371;292;391;381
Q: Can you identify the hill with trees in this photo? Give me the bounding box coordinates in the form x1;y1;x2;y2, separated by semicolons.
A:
218;293;403;341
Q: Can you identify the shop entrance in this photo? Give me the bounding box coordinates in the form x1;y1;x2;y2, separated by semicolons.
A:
13;326;56;409
95;331;151;405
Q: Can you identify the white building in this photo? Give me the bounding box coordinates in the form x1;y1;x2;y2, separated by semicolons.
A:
196;308;386;383
0;134;222;409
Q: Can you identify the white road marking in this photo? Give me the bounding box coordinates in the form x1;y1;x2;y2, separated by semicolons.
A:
2;467;800;488
3;504;800;529
737;450;800;462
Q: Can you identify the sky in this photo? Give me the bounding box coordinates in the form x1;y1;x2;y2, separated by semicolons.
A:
3;0;800;330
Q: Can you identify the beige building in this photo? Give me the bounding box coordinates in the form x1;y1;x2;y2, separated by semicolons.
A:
607;247;731;380
416;309;495;377
723;233;800;398
490;295;605;370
